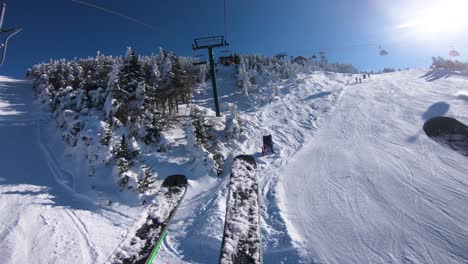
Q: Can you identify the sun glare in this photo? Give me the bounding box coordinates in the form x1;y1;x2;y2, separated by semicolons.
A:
396;0;468;37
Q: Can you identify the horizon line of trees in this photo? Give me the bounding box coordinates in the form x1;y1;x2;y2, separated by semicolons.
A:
431;56;468;73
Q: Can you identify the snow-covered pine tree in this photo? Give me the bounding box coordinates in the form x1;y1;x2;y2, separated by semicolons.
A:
112;48;145;125
156;49;178;117
186;106;223;176
225;104;241;140
171;57;187;107
100;122;112;146
237;57;252;95
179;57;200;104
136;164;155;193
115;136;133;165
119;48;145;92
103;62;120;120
141;85;162;144
114;136;134;187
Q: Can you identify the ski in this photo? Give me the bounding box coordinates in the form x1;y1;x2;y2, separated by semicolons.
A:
109;175;188;264
220;155;262;264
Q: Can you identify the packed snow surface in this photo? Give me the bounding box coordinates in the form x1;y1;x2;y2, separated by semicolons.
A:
278;69;468;263
2;68;468;264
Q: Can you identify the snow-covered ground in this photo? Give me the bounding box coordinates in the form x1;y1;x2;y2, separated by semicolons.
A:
1;67;468;264
278;69;468;263
0;76;138;263
154;67;352;264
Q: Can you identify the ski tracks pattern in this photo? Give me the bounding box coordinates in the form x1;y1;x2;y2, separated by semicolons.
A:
278;70;468;263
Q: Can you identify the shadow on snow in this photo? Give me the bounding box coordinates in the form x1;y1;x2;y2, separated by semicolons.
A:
420;69;465;82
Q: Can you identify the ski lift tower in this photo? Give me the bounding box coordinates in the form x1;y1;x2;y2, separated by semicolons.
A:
192;36;228;117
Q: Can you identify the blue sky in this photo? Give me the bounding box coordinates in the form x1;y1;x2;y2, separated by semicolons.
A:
1;0;468;77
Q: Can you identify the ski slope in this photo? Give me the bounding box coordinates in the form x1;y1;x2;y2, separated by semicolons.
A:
0;76;139;264
2;68;468;264
160;68;352;264
278;69;468;263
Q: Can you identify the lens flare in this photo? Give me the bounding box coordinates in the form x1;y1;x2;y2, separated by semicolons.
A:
395;0;468;37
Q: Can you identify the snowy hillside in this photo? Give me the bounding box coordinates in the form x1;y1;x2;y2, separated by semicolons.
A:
278;69;468;263
0;76;140;263
1;65;468;264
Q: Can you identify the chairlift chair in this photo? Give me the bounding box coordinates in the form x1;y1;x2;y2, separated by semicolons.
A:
379;46;389;56
221;44;230;54
193;60;207;66
193;48;207;65
0;3;22;66
220;40;235;64
319;51;326;61
449;48;460;57
193;54;207;66
193;50;206;60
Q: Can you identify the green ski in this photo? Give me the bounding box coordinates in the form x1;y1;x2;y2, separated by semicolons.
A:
109;175;188;264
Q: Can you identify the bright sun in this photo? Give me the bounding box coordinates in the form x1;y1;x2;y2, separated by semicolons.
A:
396;0;468;37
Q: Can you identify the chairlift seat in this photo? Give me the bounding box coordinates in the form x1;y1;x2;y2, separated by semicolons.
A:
449;50;460;57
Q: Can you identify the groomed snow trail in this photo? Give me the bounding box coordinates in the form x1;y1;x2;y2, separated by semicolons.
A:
278;69;468;263
181;67;353;263
0;77;134;264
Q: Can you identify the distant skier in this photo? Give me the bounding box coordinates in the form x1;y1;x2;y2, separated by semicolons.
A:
367;73;371;78
363;74;366;79
355;77;358;83
359;78;362;83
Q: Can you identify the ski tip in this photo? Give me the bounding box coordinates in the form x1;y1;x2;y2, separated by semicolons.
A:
233;155;257;168
162;174;188;188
